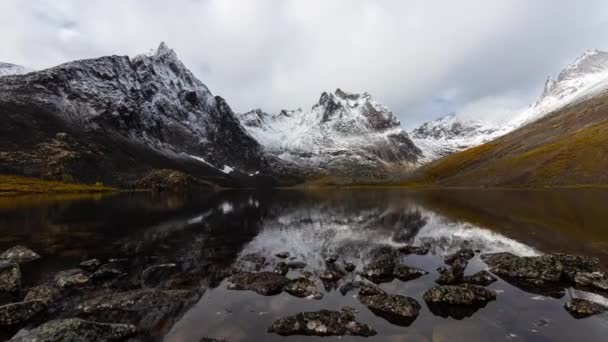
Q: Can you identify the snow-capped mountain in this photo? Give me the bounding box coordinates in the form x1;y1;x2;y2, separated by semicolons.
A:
412;49;608;161
0;62;28;76
0;43;304;186
238;89;421;182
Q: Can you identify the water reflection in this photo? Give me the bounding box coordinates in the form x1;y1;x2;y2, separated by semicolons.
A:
1;189;607;341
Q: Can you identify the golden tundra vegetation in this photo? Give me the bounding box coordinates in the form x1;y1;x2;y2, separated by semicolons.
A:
408;89;608;188
0;174;115;196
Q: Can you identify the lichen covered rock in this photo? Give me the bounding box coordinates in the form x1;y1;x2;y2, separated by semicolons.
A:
268;308;376;337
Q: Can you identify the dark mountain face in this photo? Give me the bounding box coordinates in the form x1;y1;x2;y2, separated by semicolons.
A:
0;43;305;187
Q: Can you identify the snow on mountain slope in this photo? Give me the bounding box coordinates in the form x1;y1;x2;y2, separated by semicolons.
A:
0;43;305;186
238;89;421;181
0;62;28;76
412;49;608;162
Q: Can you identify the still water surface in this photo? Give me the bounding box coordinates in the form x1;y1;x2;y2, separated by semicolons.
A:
1;189;607;341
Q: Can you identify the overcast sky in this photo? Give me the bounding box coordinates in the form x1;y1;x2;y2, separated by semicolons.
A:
1;0;608;128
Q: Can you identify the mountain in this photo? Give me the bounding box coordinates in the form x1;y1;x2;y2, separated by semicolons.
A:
0;43;305;188
238;89;422;183
0;62;28;76
412;50;608;162
408;85;608;187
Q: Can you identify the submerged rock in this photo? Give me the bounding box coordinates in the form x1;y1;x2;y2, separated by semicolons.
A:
362;254;396;283
227;272;288;295
564;298;608;318
233;253;266;272
283;275;323;299
268;308;376;337
319;269;343;283
9;318;136;342
54;269;89;288
90;264;123;282
343;262;356;272
0;246;40;264
445;248;475;266
394;265;428;281
462;270;498;286
24;286;61;305
338;276;378;296
0;261;20;293
287;261;307;269
273;262;289;275
357;286;421;326
0;300;46;327
481;253;563;286
399;245;429;255
275;252;290;259
423;284;497;319
324;253;339;263
75;289;193;331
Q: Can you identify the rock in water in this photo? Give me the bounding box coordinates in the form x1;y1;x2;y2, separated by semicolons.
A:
75;289;193;332
436;258;467;285
227;272;288;295
573;271;608;294
423;284;497;319
445;248;475;266
275;252;290;259
362;254;396;283
268;308;376;337
54;269;89;288
399;245;430;255
394;265;428;281
564;298;608;318
0;246;40;264
79;259;101;270
481;253;563;286
232;253;266;272
0;261;20;293
141;263;178;288
283;275;323;299
357;286;421;326
462;270;498;286
24;286;61;304
273;262;289;275
343;262;356;272
0;300;46;327
287;261;307;269
8;318;136;342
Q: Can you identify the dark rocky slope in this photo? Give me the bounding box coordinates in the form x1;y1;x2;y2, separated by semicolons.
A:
0;43;305;188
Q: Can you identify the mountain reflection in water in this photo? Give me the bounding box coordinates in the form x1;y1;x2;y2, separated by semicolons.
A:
1;189;607;341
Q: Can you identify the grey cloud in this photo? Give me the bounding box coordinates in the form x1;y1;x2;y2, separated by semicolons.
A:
1;0;607;128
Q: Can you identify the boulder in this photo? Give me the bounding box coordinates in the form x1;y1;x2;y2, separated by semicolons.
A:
394;265;428;282
357;287;421;326
573;271;608;294
24;286;61;304
0;261;20;293
283;275;323;299
0;300;46;327
227;272;288;295
362;254;396;283
75;289;193;331
287;261;307;269
268;308;376;337
275;252;290;259
551;253;599;280
398;245;429;255
8;318;136;342
423;284;497;319
0;246;40;264
273;262;289;275
54;269;89;288
564;298;608;318
445;249;475;266
436;259;467;285
481;253;563;286
462;270;497;286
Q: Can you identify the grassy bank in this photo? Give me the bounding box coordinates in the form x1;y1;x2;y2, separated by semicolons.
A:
0;174;116;196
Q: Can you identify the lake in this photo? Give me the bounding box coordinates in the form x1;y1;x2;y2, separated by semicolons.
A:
1;189;607;341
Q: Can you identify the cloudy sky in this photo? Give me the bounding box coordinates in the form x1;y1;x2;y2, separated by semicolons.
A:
1;0;608;128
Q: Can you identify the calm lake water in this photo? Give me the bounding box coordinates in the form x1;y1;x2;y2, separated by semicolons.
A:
1;189;607;341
